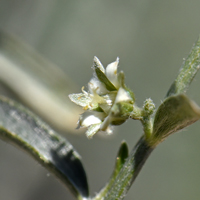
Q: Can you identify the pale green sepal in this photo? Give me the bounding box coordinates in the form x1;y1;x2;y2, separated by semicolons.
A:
118;71;135;101
111;102;133;118
94;56;105;73
85;123;101;139
166;36;200;97
69;93;95;109
118;71;125;88
94;66;117;91
151;94;200;146
94;141;129;200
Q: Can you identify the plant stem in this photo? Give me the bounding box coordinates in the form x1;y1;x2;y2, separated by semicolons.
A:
103;136;154;200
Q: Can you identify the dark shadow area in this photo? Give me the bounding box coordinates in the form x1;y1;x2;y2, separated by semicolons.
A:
51;144;89;197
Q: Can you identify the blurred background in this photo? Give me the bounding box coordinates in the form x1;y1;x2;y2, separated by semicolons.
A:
0;0;200;199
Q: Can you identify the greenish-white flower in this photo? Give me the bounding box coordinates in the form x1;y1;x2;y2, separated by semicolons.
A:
69;57;135;138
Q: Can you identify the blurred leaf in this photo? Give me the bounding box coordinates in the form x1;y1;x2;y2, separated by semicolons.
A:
166;36;200;97
0;96;89;199
152;94;200;146
0;31;81;132
95;141;129;199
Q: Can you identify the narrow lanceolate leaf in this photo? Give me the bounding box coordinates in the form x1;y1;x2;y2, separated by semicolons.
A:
166;36;200;97
94;141;129;200
152;94;200;146
0;96;89;199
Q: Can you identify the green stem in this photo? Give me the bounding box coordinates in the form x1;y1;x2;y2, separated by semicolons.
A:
142;117;153;141
103;136;154;200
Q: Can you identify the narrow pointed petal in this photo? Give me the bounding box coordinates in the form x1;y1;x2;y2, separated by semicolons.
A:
81;114;101;127
78;111;105;128
106;57;120;88
86;123;101;138
88;77;108;95
93;56;105;73
115;87;133;103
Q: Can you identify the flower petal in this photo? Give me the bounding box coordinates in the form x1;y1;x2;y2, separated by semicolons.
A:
94;64;117;91
77;111;105;128
88;77;108;95
106;57;120;88
93;56;105;73
115;87;133;103
86;123;101;138
81;114;101;127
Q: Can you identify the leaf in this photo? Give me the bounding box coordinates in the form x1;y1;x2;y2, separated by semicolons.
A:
0;31;81;133
0;96;89;199
166;36;200;97
97;137;153;200
152;94;200;146
94;141;129;200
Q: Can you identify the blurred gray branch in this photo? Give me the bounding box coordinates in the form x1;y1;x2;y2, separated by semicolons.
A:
0;32;81;133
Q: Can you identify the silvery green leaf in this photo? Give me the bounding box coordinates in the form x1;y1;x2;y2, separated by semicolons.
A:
0;96;89;199
152;94;200;145
166;36;200;97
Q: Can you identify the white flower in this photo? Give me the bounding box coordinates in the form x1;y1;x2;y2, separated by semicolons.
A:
105;57;120;89
69;57;135;138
